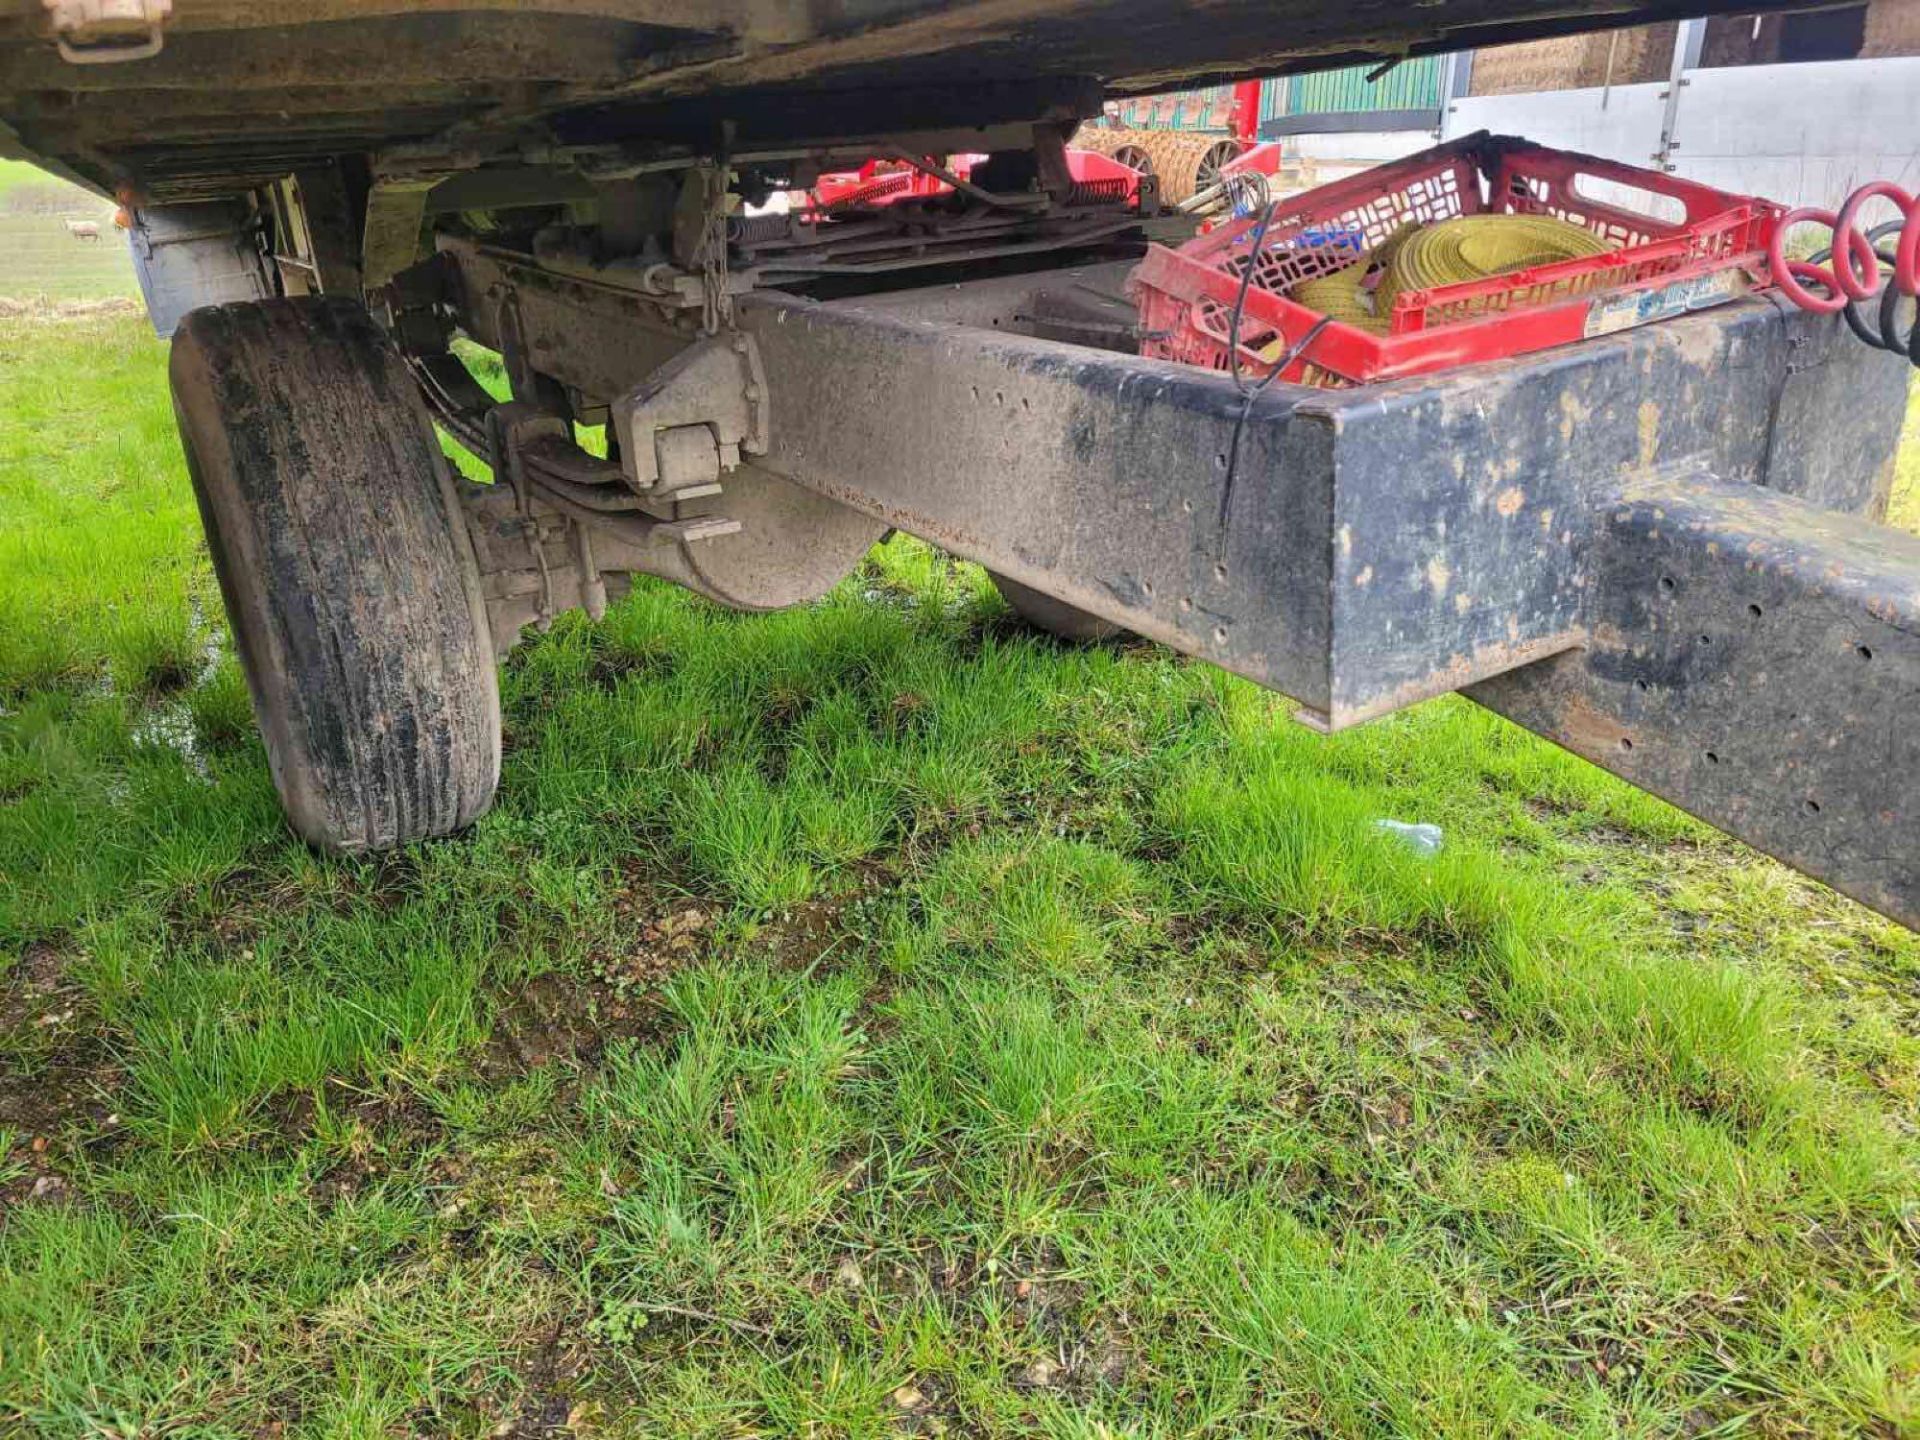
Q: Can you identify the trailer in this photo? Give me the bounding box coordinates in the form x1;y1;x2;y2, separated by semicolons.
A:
1;2;1916;929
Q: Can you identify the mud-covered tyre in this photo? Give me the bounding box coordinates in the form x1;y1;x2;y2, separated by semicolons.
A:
989;572;1126;643
170;297;500;852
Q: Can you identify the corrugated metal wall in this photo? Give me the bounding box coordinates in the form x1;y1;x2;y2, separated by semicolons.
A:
1282;56;1447;114
1108;57;1446;136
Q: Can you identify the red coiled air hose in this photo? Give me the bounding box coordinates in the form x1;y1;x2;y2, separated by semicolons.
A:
1768;182;1920;366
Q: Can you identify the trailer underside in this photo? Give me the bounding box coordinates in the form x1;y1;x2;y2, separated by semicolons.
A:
0;0;1868;203
401;238;1920;927
4;2;1917;929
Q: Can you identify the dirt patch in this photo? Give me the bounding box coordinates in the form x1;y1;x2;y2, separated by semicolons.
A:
500;1324;595;1439
284;1078;451;1211
482;969;667;1077
756;891;866;972
0;945;126;1213
0;940;69;1034
478;898;731;1079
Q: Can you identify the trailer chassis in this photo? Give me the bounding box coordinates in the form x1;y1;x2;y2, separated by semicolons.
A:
396;235;1919;927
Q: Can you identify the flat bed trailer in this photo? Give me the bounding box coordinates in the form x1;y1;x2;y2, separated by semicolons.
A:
3;1;1917;928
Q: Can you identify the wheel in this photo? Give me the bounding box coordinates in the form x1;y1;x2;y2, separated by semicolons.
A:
1196;139;1242;196
170;297;500;851
1111;143;1154;177
989;573;1126;643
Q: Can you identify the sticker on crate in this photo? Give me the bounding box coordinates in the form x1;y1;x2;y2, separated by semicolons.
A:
1582;267;1750;338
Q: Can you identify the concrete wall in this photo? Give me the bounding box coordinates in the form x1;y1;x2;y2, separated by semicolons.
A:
1434;57;1920;210
1448;81;1666;172
1666;59;1920;206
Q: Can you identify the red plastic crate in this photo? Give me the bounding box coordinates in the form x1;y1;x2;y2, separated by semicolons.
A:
1129;131;1783;387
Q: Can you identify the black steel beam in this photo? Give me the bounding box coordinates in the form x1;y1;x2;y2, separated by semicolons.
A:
435;240;1919;924
1471;472;1920;927
755;295;1920;923
732;289;1907;726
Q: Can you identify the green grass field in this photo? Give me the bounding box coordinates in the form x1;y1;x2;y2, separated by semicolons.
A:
0;158;136;303
0;309;1917;1438
0;157;48;201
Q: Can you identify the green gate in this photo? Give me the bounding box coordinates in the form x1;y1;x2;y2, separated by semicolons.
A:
1257;56;1448;134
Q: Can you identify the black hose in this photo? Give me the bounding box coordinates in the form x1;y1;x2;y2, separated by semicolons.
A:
1812;221;1917;367
1217;200;1333;542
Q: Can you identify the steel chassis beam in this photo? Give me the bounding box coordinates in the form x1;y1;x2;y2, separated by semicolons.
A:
434;239;1919;927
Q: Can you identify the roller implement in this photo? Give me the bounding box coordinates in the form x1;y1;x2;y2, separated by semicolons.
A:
1;1;1916;927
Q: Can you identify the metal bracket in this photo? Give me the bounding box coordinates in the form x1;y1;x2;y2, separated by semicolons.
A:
407;339;748;650
362;170;449;288
44;0;169;63
490;287;572;415
1651;17;1705;171
482;403;572;630
609;329;769;492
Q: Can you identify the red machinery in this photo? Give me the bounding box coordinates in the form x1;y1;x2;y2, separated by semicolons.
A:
796;149;1147;214
1073;79;1268;204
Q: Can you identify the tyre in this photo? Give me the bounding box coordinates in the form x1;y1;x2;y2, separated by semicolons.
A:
989;572;1126;643
170;297;500;851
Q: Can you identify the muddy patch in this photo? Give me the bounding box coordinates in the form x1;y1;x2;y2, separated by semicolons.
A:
0;939;69;1034
0;944;126;1212
479;958;681;1082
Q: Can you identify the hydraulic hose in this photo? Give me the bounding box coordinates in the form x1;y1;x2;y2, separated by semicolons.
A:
1768;182;1920;368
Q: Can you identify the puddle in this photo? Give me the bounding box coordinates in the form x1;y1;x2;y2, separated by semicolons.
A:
130;701;208;780
859;580;980;619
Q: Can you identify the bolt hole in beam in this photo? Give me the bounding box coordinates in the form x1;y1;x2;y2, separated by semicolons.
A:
1660;576;1676;592
1474;470;1920;925
1619;736;1635;751
1857;644;1874;660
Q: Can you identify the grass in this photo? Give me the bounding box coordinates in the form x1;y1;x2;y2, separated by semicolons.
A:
0;313;1916;1439
0;159;136;303
0;158;54;202
1892;379;1920;533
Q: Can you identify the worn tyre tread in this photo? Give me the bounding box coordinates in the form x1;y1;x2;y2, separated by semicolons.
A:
171;296;499;851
